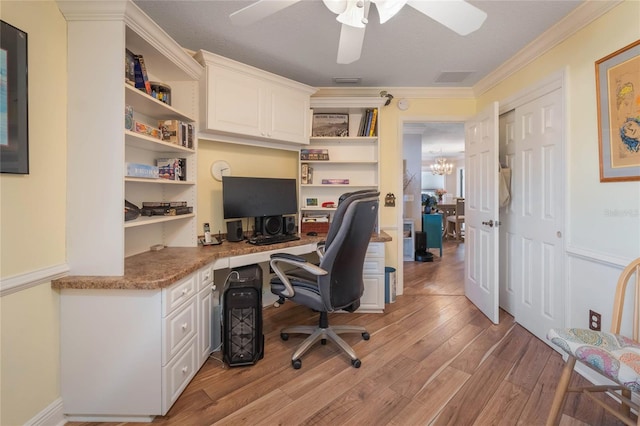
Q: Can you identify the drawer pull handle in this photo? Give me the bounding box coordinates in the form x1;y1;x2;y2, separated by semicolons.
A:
181;288;188;295
182;366;188;374
182;323;188;330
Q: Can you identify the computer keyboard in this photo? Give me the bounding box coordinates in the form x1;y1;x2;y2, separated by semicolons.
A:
247;234;300;246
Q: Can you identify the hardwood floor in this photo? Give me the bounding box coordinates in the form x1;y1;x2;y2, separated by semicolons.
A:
69;241;628;426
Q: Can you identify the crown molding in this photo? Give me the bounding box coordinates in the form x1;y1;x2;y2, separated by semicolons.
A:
314;87;475;99
473;0;622;96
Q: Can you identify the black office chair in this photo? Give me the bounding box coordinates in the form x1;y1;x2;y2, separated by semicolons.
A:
270;191;380;369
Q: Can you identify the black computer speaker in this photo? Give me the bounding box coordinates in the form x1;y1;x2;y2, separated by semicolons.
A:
255;215;282;236
226;220;244;242
282;216;296;235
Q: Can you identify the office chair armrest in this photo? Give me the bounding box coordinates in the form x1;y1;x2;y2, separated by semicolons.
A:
269;253;327;298
316;240;326;260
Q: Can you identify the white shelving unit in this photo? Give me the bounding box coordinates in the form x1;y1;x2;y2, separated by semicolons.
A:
301;97;384;228
302;97;386;312
59;0;203;276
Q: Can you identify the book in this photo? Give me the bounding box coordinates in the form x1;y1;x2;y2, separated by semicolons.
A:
125;49;137;86
364;109;373;136
135;54;152;95
142;201;188;208
369;108;378;136
308;166;313;184
301;163;309;184
312;113;349;137
300;149;329;160
157;158;187;181
321;178;349;185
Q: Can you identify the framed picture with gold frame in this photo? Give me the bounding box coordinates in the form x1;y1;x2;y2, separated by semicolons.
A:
596;39;640;182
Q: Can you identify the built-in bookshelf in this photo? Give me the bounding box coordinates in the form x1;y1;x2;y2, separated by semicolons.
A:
301;97;385;229
59;0;203;276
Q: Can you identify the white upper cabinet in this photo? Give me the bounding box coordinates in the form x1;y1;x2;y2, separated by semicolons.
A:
195;50;316;148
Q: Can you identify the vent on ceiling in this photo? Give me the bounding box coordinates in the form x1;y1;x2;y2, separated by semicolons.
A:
333;77;362;84
435;71;474;83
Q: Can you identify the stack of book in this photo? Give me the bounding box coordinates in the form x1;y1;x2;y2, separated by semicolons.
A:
357;108;378;137
140;201;192;217
300;149;329;160
126;48;151;95
301;163;314;184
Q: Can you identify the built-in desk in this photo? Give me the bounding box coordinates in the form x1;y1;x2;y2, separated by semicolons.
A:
53;232;391;422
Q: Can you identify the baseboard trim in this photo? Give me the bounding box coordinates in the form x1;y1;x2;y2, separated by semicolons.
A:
24;397;65;426
0;263;69;297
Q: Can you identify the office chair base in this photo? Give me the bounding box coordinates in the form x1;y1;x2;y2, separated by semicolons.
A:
281;324;369;369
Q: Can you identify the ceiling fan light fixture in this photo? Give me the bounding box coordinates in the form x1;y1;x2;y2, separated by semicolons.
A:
373;0;407;24
322;0;348;14
336;0;367;28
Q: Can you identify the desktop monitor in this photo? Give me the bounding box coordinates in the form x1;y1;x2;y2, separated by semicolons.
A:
222;176;298;219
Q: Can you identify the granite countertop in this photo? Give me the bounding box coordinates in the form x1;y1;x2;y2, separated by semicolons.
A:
52;231;392;290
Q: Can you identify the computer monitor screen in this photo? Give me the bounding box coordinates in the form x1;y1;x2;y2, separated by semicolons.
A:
222;176;298;219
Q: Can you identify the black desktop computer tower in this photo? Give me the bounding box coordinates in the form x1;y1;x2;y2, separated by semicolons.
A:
223;264;264;367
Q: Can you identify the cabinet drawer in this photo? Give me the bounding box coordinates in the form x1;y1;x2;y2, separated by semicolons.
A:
198;265;214;291
366;242;384;258
162;336;197;414
363;257;384;275
162;274;197;316
162;296;197;365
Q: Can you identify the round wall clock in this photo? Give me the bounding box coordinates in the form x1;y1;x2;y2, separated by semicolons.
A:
211;160;232;181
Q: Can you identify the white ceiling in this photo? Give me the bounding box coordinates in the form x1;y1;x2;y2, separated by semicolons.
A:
132;0;588;160
134;0;583;88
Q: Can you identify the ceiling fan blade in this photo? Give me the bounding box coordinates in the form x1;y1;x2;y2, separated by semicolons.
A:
337;24;366;64
407;0;487;36
230;0;301;26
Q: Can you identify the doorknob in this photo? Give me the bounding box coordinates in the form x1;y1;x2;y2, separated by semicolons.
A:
482;220;494;227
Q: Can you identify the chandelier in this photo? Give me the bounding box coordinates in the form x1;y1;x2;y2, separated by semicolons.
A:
430;156;454;175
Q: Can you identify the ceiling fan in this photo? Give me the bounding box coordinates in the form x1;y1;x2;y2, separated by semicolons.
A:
230;0;487;64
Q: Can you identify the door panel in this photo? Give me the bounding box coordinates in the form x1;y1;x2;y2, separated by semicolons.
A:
513;89;564;341
465;102;499;324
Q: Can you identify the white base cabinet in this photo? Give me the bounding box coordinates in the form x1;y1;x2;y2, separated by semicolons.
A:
359;242;385;313
61;264;216;421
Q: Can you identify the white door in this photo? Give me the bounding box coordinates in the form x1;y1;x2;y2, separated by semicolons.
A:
512;89;565;341
465;102;500;324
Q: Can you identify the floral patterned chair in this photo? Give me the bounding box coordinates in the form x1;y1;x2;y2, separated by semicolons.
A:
546;257;640;425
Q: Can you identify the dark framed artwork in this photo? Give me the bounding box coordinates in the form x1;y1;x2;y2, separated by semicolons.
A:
596;39;640;182
1;20;29;174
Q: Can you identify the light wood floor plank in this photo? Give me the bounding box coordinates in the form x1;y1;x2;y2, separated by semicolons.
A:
66;241;626;426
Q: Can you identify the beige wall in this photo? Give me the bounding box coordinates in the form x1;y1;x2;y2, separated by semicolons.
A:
478;0;640;257
1;1;637;424
197;140;299;236
0;1;67;425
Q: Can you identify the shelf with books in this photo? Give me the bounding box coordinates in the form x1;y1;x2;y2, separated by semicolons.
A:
125;84;194;122
125;130;195;154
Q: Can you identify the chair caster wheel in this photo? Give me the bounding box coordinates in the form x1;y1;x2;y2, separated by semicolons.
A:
362;332;370;340
281;333;289;341
292;359;302;369
352;358;361;368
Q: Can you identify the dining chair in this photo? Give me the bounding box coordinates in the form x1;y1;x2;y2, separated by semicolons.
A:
445;198;465;241
546;257;640;425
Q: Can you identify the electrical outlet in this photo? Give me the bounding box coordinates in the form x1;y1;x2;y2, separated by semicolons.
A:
589;310;601;331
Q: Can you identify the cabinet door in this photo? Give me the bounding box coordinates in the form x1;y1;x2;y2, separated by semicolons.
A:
206;65;263;137
267;85;310;145
198;287;213;366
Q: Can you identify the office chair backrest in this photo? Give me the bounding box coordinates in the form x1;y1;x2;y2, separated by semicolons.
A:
318;191;379;311
323;189;378;249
